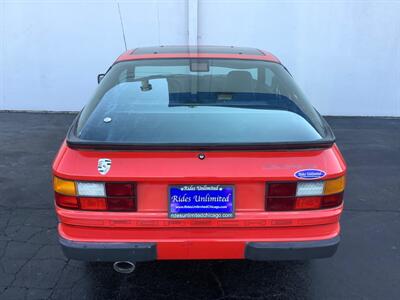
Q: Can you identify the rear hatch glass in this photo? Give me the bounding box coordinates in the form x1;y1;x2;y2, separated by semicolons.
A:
72;59;333;148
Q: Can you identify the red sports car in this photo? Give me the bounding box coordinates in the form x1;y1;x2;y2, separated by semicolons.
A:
53;46;346;273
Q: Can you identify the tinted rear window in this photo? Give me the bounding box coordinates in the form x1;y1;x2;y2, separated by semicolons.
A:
77;59;329;146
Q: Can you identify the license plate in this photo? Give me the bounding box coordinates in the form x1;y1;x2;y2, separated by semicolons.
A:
169;185;235;219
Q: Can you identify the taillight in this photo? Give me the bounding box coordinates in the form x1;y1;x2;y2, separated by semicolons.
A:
53;177;136;211
54;177;76;196
107;197;136;211
105;183;136;211
321;193;344;208
55;193;79;209
294;196;321;210
77;182;105;197
266;176;345;211
268;183;297;197
106;183;134;197
79;197;107;211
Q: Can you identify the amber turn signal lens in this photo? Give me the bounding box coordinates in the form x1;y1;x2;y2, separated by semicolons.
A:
324;176;346;195
53;177;76;196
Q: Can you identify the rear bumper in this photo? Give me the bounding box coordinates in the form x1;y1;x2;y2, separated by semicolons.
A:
59;237;156;262
59;235;340;262
57;206;342;260
245;235;340;260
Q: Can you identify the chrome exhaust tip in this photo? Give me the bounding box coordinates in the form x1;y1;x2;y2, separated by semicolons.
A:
113;261;136;274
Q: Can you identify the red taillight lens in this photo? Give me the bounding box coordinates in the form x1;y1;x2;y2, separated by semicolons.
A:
266;183;297;211
107;197;136;211
105;183;134;197
79;197;107;211
321;193;343;208
55;193;79;209
105;183;136;211
294;196;322;210
267;197;296;211
267;183;297;197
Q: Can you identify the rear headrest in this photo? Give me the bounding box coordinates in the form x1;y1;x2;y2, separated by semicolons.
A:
224;71;254;92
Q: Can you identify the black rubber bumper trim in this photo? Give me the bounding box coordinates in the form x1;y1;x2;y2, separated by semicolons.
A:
59;236;157;262
245;235;340;261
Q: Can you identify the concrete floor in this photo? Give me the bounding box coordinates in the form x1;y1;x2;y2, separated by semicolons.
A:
0;112;399;299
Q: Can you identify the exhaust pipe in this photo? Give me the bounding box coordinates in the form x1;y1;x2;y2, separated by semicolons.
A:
113;261;136;274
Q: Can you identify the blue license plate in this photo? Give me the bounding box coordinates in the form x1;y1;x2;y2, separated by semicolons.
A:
169;185;235;219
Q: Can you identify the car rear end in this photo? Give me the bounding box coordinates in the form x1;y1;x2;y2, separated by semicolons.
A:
53;48;346;263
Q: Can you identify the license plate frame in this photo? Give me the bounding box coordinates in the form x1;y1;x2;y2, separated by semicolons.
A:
168;184;235;219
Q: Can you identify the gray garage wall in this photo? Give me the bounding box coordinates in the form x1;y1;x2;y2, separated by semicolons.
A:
1;0;399;116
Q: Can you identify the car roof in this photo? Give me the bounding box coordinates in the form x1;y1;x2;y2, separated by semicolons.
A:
115;46;281;64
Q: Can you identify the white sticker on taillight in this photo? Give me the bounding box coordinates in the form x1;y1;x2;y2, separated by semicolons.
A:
296;181;324;196
77;182;105;197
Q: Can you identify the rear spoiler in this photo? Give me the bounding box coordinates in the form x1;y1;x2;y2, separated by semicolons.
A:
66;141;334;151
66;111;335;151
